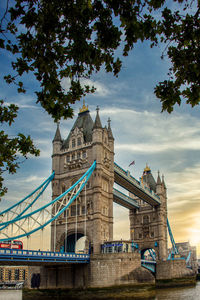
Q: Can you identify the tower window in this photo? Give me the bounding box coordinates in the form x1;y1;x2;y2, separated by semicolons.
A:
77;152;81;159
83;151;86;159
71;205;76;216
72;153;75;160
66;155;70;162
77;137;81;146
71;205;80;216
72;139;76;148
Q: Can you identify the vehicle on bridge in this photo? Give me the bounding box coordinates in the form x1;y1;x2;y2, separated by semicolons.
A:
0;240;23;250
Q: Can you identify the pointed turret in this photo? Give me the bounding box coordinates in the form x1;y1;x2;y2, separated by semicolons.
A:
107;117;114;140
53;122;62;142
157;171;162;185
162;174;166;189
93;106;102;129
52;122;62;174
156;170;162;195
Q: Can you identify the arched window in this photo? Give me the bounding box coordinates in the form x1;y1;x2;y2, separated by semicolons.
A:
72;139;76;148
77;137;81;146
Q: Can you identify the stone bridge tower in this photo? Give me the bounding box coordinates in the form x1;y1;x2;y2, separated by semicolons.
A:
129;166;168;261
51;103;114;254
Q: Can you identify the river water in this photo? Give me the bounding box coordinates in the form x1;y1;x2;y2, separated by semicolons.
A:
0;282;200;300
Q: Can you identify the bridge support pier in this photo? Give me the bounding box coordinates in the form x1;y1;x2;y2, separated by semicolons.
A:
30;253;155;289
38;264;89;289
156;259;196;286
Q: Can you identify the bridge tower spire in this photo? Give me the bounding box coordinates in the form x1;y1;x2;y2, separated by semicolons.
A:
129;165;168;261
51;103;114;254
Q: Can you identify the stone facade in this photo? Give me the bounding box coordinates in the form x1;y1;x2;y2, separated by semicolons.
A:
88;253;154;287
51;105;114;254
156;259;195;280
129;167;168;261
38;253;155;289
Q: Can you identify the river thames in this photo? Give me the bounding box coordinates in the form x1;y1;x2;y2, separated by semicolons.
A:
0;282;200;300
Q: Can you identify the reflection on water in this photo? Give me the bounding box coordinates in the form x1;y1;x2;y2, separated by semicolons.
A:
155;282;200;300
0;282;200;300
0;290;22;300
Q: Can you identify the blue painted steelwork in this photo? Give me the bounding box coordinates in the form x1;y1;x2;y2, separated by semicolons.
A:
0;161;96;242
0;172;54;218
186;251;192;268
148;249;156;261
114;162;160;206
113;188;139;209
167;218;179;258
0;172;55;233
0;248;90;264
186;251;191;263
131;241;139;250
141;259;156;273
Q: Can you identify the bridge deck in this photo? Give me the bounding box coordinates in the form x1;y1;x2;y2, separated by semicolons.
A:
113;188;139;209
114;163;160;206
0;249;90;265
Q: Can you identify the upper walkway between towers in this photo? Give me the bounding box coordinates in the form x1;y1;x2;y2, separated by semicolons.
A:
114;162;161;206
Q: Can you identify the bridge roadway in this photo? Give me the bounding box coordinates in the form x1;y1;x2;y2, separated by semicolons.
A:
0;248;90;266
114;162;161;206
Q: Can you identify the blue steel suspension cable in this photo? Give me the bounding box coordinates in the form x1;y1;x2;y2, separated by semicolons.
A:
0;161;96;241
0;172;55;220
167;218;179;255
0;174;54;231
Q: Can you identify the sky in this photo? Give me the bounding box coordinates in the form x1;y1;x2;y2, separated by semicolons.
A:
0;1;200;257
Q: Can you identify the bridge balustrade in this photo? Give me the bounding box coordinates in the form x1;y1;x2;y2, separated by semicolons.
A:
0;249;90;264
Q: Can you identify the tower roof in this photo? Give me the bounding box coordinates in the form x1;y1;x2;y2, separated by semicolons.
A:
53;122;62;142
62;107;94;149
93;106;102;129
142;165;156;192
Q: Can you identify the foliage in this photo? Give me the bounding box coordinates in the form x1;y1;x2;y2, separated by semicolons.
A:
0;100;40;197
1;0;198;119
0;0;199;195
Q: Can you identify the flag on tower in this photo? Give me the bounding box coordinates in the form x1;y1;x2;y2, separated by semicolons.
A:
129;160;135;167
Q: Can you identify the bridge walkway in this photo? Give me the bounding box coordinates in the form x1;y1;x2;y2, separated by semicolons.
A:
114;162;160;206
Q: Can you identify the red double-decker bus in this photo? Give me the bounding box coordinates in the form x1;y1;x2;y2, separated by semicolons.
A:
0;240;23;249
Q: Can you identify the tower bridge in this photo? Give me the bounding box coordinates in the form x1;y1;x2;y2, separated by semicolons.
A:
114;162;161;206
0;103;197;289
